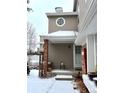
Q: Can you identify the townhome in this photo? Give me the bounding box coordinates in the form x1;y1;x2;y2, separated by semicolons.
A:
40;0;97;92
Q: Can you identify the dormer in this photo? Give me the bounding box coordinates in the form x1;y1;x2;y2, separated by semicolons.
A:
46;7;78;33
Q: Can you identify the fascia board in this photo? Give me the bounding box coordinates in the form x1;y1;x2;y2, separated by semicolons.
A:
46;12;78;17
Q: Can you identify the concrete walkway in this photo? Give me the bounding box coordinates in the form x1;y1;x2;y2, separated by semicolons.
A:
27;70;80;93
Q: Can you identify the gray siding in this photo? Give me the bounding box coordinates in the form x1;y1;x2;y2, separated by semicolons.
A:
77;0;96;32
48;15;78;33
48;43;73;69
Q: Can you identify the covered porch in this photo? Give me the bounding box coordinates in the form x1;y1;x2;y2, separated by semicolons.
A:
40;31;78;77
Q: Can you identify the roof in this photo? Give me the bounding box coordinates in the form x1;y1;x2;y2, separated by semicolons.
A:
73;0;78;12
47;31;77;37
40;31;78;43
46;12;78;17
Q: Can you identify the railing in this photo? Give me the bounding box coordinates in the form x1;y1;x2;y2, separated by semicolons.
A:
27;51;43;55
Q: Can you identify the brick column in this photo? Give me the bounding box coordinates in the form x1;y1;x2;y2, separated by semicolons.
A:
82;48;87;74
43;39;48;77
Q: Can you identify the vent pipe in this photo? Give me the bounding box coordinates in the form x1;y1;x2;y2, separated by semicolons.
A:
55;7;63;13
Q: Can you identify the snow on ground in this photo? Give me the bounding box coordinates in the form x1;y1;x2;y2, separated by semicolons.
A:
27;70;80;93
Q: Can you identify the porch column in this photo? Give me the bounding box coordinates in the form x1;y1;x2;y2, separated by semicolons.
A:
43;39;48;77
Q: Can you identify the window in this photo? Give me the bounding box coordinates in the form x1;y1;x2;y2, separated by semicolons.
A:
56;17;65;27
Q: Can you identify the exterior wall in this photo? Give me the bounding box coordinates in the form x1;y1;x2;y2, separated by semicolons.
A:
48;43;73;69
74;0;97;73
94;34;97;72
86;34;97;73
77;0;97;33
48;15;78;33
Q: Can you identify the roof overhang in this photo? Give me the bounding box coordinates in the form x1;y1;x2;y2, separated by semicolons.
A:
75;13;97;46
40;31;78;43
46;12;78;17
75;0;97;46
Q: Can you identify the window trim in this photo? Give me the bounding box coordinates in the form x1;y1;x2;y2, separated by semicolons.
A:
56;17;65;27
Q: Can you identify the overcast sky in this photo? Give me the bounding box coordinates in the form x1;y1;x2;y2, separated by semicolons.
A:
27;0;74;42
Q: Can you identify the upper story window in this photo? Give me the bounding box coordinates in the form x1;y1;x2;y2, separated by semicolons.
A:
56;17;65;27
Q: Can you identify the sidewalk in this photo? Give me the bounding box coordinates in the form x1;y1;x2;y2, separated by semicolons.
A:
27;70;80;93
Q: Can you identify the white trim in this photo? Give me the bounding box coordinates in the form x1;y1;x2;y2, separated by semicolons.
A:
41;31;77;43
46;12;78;16
56;17;65;27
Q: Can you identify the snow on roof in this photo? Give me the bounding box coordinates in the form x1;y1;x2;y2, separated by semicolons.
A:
40;31;78;43
47;31;77;37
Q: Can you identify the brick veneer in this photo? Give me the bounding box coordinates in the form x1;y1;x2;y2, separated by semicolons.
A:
43;39;48;77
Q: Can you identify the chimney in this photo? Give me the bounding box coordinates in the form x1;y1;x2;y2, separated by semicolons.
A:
55;7;63;13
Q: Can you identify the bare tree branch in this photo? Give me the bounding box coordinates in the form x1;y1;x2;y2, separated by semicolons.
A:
27;22;37;52
27;7;33;12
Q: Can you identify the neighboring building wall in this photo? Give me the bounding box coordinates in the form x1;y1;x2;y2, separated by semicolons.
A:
48;43;73;69
94;34;97;72
86;34;97;73
82;13;97;73
48;15;78;33
76;0;97;33
74;0;97;73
